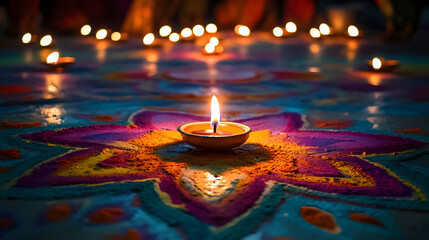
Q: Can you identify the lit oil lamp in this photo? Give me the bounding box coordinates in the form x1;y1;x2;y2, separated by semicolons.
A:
159;25;172;37
80;25;92;36
40;35;53;47
319;23;331;36
205;23;217;34
178;95;251;150
192;25;205;37
142;33;161;48
235;25;250;37
203;42;224;55
169;32;180;42
347;25;359;37
43;51;75;71
22;33;37;44
273;27;284;37
111;31;129;42
95;29;109;40
367;57;400;72
180;28;194;42
309;28;321;39
285;22;297;35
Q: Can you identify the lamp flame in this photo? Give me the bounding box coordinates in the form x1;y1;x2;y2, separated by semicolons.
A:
273;27;283;37
236;25;250;36
143;33;155;45
348;25;359;37
40;35;52;46
319;23;330;35
169;33;180;42
285;22;297;33
181;28;192;38
192;25;205;37
210;95;220;132
46;51;59;64
372;57;382;70
309;28;321;38
206;23;217;33
96;29;108;40
159;25;172;37
22;33;32;44
81;25;91;35
209;37;219;46
111;32;121;41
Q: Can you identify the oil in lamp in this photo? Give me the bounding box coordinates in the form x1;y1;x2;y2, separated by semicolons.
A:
367;57;400;72
178;95;251;150
43;51;75;71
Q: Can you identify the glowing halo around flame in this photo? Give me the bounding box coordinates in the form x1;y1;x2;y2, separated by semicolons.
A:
210;95;220;131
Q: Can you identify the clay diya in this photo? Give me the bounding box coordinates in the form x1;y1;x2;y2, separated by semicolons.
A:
43;51;75;71
178;95;251;150
367;57;400;72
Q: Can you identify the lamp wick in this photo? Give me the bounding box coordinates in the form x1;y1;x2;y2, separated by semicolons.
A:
213;123;217;133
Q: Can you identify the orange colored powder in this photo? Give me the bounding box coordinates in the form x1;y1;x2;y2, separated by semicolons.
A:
2;120;41;128
300;206;340;233
92;115;115;121
0;149;21;160
110;229;142;240
396;128;427;135
0;84;31;95
0;218;13;228
90;207;125;224
349;212;384;227
46;204;72;222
